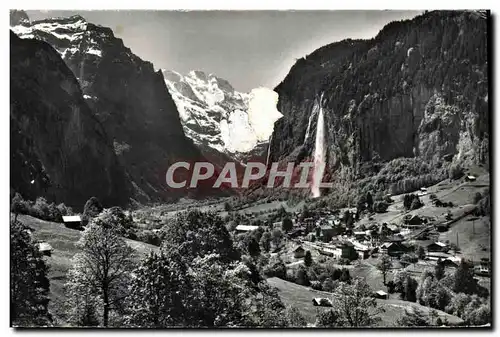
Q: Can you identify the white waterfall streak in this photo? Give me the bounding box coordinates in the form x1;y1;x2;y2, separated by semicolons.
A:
265;133;272;167
303;106;316;144
311;95;326;198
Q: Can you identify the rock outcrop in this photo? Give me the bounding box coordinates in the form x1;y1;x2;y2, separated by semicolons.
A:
11;14;225;203
10;31;131;209
270;10;489;183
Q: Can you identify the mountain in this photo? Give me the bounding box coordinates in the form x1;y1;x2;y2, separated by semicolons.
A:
10;31;131;209
163;70;282;161
269;10;489;200
11;12;226;204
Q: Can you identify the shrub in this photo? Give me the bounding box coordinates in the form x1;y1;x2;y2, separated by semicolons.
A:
410;198;423;210
82;197;103;226
311;281;322;291
322;278;337;292
449;164;464;180
373;201;389;213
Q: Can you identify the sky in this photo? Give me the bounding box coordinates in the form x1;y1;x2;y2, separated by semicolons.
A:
26;10;421;92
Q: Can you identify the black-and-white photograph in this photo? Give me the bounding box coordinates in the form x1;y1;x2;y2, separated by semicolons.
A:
9;8;491;329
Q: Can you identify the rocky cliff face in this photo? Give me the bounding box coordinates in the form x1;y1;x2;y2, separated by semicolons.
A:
270;10;489;183
11;14;221;203
10;31;131;209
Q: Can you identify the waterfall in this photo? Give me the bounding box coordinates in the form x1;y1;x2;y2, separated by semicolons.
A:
311;94;326;198
265;133;272;167
303;105;317;144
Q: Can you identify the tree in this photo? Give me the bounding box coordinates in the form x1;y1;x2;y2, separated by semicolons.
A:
316;309;343;327
125;250;194;327
453;260;477;295
162;211;240;264
259;231;272;252
377;254;392;285
11;192;27;222
10;220;52;326
304;250;313;267
322;278;336;292
65;221;136;327
339;268;351;284
373;201;388;213
296;265;310;286
82;196;103;226
96;207;134;237
417;246;426;260
282;217;293;232
403;275;418;302
445;293;471;317
271;228;284;250
332;277;382;327
435;258;445;280
473;192;483;204
284;306;307;327
366;192;374;211
248;238;261;258
188;254;249;327
263;257;286;279
224;201;232;212
396;307;430;327
410;198;423;210
449;164;464;180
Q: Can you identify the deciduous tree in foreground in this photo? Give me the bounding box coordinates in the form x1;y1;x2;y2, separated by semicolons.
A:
65;221;135;327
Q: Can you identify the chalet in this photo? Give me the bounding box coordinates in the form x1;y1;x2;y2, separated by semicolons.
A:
353;231;368;240
373;290;388;299
475;258;491;276
331;241;356;259
355;246;370;259
380;242;409;257
426;241;449;253
404;215;424;227
384;234;405;243
475;264;491;277
312;298;333;307
288;228;304;239
370;247;379;256
235;225;259;233
319;225;341;242
466;175;477;182
426;251;452;260
293;246;306;258
435;222;450;232
272;221;282;229
442;256;462;268
387;224;400;233
38;242;53;256
62;215;82;229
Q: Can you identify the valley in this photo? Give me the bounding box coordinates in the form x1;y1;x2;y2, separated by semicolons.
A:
9;9;491;329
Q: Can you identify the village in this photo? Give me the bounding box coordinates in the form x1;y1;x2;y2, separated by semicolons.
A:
233;172;491;305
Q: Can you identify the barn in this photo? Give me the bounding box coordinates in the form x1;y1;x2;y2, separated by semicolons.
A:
62;215;82;229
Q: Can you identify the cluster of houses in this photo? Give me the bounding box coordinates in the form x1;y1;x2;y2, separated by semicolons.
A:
234;200;491;277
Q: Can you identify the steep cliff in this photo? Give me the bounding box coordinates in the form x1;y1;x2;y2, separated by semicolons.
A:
12;14;222;202
10;31;131;209
270;10;489;189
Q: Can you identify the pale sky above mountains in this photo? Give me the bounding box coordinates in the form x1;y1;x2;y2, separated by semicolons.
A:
26;10;421;92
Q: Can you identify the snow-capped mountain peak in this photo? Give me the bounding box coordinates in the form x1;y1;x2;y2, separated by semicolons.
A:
162;69;282;156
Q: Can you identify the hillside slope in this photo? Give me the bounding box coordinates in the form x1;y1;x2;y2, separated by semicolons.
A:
16;214;158;322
